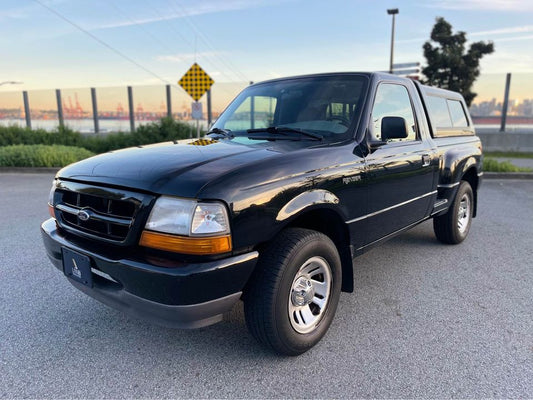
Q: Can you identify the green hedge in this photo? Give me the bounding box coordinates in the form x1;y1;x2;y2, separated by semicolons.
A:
0;145;94;167
484;158;532;173
0;125;84;147
0;117;196;153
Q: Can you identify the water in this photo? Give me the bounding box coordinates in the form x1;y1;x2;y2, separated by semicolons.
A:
0;118;209;134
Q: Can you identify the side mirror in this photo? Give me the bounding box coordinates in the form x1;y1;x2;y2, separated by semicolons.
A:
381;116;408;141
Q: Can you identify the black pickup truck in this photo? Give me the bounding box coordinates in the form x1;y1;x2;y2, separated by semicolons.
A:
42;72;483;355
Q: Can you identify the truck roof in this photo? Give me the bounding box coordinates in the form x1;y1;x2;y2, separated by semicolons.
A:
416;82;465;102
252;72;464;101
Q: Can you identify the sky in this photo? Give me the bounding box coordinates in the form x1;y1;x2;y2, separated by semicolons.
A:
1;0;533;107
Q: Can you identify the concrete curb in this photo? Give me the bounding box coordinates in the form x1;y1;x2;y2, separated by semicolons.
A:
484;172;533;180
0;167;60;174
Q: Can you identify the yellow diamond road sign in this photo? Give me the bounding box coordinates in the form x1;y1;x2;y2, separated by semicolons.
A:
178;63;214;101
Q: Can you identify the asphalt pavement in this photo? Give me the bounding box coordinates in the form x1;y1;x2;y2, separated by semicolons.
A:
0;173;531;398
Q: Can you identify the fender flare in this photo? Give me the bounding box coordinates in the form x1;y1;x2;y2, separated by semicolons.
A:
275;190;354;292
276;189;340;222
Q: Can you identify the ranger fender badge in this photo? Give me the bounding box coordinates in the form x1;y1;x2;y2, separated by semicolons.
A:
343;176;361;184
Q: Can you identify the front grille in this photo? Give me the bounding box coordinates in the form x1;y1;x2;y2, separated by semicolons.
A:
53;181;153;244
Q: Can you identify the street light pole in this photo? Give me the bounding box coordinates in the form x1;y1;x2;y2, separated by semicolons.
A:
387;8;399;74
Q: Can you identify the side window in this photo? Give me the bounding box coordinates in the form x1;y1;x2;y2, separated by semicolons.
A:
425;95;472;137
447;100;468;127
426;96;452;127
371;84;417;142
224;96;277;131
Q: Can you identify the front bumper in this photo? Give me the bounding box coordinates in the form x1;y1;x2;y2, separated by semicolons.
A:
41;218;258;329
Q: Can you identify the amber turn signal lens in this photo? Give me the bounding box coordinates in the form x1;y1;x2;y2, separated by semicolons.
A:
139;230;232;255
48;204;55;218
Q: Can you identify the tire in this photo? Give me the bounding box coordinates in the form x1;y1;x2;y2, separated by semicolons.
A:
433;181;474;244
244;228;342;356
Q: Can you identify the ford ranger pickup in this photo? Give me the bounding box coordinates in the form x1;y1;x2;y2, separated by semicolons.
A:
42;72;483;355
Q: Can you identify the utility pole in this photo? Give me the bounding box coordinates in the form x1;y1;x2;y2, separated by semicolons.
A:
500;73;512;133
387;8;399;74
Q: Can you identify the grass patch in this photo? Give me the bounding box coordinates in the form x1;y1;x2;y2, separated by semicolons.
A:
0;145;94;167
484;158;533;173
485;151;533;159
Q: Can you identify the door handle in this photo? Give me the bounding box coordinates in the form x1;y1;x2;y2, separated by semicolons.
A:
422;154;431;167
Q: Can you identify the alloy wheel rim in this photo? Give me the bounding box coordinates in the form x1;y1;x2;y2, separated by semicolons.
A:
288;256;332;334
457;193;471;234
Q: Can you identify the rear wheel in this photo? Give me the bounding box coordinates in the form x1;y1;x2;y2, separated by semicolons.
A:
433;181;473;244
244;228;342;356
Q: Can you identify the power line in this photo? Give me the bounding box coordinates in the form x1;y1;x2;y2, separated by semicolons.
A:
149;4;243;84
107;1;181;57
104;1;231;97
144;4;241;99
33;0;170;85
169;0;250;82
33;0;245;102
147;4;239;86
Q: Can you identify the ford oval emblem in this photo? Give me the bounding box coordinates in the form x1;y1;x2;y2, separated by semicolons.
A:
78;210;90;221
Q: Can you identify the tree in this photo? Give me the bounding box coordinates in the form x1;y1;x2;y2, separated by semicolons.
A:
422;17;494;106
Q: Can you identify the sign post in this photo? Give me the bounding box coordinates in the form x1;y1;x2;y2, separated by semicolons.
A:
391;62;420;79
178;63;215;139
191;102;203;138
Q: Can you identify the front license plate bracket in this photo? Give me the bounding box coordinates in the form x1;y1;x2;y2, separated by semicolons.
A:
62;248;93;288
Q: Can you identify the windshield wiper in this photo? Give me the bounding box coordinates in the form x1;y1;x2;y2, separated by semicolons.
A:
247;126;323;141
205;127;234;139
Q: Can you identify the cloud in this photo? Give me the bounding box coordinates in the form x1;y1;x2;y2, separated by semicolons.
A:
156;52;226;64
480;49;533;73
493;34;533;43
397;25;533;44
423;0;533;11
94;0;278;31
470;25;533;37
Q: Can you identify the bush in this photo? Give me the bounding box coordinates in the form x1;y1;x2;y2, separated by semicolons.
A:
0;145;94;167
81;117;195;153
0;125;84;147
0;118;196;154
484;158;532;173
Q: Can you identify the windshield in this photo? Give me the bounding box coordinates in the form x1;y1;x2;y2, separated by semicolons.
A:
212;75;368;143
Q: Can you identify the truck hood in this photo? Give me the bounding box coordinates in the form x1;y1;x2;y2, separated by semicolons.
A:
57;138;280;197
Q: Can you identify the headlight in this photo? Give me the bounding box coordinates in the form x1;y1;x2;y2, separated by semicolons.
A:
145;197;196;236
191;203;230;235
140;196;232;255
48;181;56;218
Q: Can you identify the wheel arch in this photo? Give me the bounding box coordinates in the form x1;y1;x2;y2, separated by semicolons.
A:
281;207;354;293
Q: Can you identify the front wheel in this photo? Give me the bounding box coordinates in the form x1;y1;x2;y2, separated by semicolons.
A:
244;228;342;356
433;181;474;244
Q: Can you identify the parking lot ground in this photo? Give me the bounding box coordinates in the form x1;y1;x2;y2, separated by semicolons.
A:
0;174;532;398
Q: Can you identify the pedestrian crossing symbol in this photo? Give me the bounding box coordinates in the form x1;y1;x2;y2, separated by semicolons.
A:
178;63;214;101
